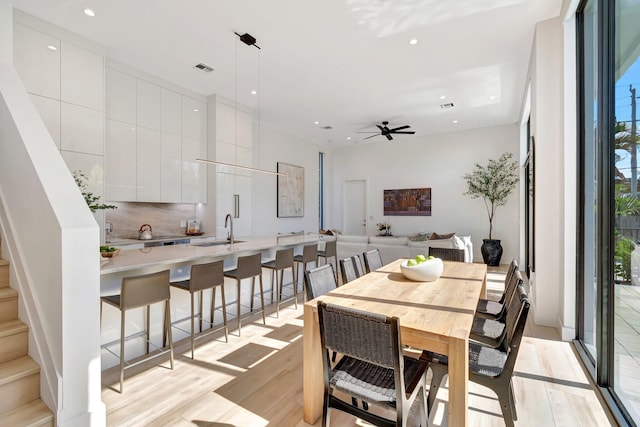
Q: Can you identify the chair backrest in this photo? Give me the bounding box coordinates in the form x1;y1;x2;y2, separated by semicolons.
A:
428;246;465;262
321;239;336;257
235;253;263;279
503;269;524;309
500;284;530;375
189;260;225;293
339;257;360;284
121;269;171;310
352;255;365;277
503;259;519;290
301;244;318;262
274;247;294;270
304;264;337;300
318;301;401;370
362;249;383;273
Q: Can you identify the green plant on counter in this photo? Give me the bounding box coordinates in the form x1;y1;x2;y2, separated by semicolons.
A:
73;171;117;213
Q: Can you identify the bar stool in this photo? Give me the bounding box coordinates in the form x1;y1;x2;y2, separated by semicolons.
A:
317;239;337;278
224;253;265;336
100;269;173;393
261;248;296;317
169;260;228;359
294;244;317;294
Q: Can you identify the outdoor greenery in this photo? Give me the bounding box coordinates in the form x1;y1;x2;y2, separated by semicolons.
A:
73;171;117;213
614;192;640;282
462;152;519;240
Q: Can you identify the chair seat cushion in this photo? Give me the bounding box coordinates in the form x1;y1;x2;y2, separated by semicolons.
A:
471;317;505;340
476;298;503;316
101;294;121;307
261;260;276;269
169;279;190;291
421;341;507;378
223;269;239;278
330;355;426;406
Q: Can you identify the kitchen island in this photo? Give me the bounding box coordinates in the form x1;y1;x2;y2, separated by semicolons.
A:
100;233;321;370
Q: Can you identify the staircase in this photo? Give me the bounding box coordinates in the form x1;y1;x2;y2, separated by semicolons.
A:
0;235;54;426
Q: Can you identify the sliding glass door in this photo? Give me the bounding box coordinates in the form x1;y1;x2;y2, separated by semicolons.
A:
578;0;640;424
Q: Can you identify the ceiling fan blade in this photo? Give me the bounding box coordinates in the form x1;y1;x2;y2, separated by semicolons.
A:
356;131;379;134
364;134;380;140
389;125;410;132
385;133;393;141
393;131;416;134
376;124;385;132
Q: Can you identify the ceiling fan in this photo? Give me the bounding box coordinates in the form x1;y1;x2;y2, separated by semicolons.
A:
358;121;416;141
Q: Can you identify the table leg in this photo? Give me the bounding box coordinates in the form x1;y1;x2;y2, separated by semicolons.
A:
448;329;469;426
303;304;323;424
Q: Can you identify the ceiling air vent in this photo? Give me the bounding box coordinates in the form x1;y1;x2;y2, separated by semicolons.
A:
321;126;333;130
193;63;214;73
440;102;455;109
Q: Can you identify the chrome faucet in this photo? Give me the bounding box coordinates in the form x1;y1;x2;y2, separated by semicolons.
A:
224;213;234;245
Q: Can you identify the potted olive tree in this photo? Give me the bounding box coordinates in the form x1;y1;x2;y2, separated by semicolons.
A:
462;152;519;266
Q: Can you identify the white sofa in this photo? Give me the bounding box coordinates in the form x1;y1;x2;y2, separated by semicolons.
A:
335;233;473;265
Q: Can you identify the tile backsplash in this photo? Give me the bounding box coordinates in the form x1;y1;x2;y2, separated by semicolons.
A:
105;202;199;239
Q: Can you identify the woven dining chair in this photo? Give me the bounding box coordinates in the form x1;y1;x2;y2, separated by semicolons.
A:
317;301;429;427
339;255;364;285
362;249;384;273
428;246;465;262
476;263;522;321
422;284;530;427
304;264;337;301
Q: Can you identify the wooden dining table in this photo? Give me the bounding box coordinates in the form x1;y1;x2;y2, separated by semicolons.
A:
303;258;487;426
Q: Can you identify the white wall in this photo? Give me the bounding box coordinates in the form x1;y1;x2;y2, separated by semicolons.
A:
251;124;326;237
328;124;520;263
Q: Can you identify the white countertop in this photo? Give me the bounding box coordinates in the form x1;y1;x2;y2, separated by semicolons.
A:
106;233;212;246
100;234;320;275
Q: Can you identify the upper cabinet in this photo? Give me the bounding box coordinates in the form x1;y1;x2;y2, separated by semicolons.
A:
106;68;136;124
181;96;207;142
61;42;104;111
137;80;161;130
161;89;181;135
13;23;60;100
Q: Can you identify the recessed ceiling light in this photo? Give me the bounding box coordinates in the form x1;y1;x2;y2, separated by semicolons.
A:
347;137;352;140
439;95;446;100
409;38;418;45
47;45;57;51
489;95;496;100
453;120;459;124
314;121;319;125
251;90;257;95
193;109;199;112
83;8;95;17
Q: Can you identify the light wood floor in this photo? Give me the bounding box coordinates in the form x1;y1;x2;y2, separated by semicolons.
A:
102;270;617;426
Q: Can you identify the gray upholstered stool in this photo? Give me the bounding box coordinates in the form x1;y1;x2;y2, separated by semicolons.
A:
224;253;265;336
169;260;228;359
294;244;317;293
317;239;337;277
100;269;173;393
261;248;296;317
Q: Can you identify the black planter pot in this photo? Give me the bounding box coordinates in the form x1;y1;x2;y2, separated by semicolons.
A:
481;239;503;266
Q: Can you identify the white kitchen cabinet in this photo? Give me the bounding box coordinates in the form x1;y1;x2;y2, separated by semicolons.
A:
105;119;137;201
30;94;61;148
106;68;136;124
215;102;235;144
61;41;104;111
234;175;252;237
13;23;60;100
236;109;252;148
160;132;181;202
137;80;161;130
137;127;161;201
215;172;235;238
61;102;104;155
181;97;206;142
181;137;207;203
161;88;181;135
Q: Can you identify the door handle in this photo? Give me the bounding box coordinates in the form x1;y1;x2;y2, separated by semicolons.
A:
234;194;239;218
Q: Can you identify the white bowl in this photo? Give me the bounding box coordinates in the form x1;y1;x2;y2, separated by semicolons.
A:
400;258;444;282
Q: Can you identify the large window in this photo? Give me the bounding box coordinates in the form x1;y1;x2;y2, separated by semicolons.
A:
578;0;640;424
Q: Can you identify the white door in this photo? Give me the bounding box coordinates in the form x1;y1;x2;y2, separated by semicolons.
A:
344;179;367;235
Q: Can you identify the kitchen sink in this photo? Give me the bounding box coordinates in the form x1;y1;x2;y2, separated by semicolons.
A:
192;240;245;247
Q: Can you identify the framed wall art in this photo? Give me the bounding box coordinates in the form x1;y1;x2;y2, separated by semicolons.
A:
383;187;432;216
277;162;304;217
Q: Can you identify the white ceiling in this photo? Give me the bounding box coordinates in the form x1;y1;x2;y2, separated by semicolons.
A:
13;0;561;146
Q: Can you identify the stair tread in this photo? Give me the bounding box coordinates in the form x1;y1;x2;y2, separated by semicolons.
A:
0;287;18;300
0;399;53;426
0;356;39;386
0;319;28;338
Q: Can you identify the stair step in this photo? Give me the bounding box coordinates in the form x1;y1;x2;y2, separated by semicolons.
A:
0;319;28;363
0;399;53;427
0;356;41;415
0;287;18;323
0;260;8;288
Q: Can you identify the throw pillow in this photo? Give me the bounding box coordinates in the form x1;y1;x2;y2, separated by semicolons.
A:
430;232;455;240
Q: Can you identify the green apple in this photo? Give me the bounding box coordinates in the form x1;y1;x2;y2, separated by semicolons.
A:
415;254;426;263
407;259;418;266
428;255;435;260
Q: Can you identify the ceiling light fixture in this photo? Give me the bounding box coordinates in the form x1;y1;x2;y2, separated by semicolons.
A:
251;90;257;95
193;108;199;112
83;8;95;17
453;120;459;124
347;137;351;140
314;121;319;125
47;45;57;51
439;95;446;100
409;38;418;45
489;95;496;100
196;158;284;176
